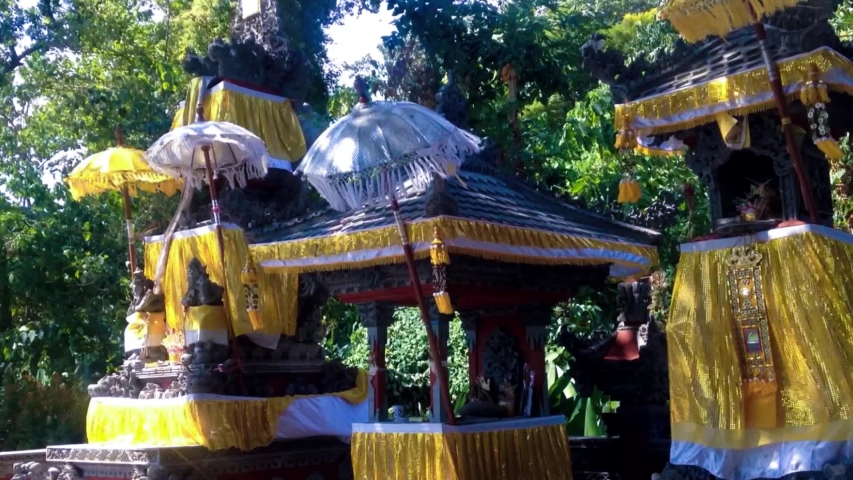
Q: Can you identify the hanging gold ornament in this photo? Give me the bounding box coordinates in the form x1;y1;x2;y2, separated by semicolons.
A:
802;63;843;162
615;115;642;204
430;227;454;315
241;252;263;330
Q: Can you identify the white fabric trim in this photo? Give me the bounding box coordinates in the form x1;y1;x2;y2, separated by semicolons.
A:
244;331;281;350
680;224;853;253
144;222;242;244
124;333;165;352
185;329;228;347
671;439;853;480
626;47;853;131
210;80;289;103
89;395;367;442
351;415;565;435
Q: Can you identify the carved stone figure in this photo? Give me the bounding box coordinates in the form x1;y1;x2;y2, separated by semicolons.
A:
424;175;458;217
616;281;651;328
128;269;165;315
181;258;224;308
435;71;468;129
86;366;144;399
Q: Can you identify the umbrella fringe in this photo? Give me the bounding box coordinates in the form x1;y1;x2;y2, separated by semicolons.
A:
304;129;479;212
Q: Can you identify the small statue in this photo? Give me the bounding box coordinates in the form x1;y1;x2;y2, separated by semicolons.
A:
181;258;224;308
435;70;468;130
128;268;165;315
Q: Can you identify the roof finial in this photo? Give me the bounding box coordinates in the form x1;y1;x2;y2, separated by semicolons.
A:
114;126;126;147
354;76;370;104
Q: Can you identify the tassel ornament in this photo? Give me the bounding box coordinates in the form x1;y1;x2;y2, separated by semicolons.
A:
430;227;454;315
803;63;843;162
241;253;263;330
615;114;638;150
618;177;642;204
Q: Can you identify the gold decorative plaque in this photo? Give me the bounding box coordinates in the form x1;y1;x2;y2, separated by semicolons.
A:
726;246;775;382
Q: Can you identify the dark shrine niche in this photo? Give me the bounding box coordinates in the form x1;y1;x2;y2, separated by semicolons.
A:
717;150;782;219
482;328;522;386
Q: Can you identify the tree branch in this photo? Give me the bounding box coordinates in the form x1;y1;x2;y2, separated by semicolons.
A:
2;41;50;76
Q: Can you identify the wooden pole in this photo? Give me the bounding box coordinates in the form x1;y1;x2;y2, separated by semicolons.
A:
749;8;820;223
196;105;245;394
121;186;137;275
391;197;456;425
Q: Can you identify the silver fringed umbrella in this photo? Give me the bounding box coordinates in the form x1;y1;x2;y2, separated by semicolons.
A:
145;105;269;393
297;83;481;425
297;100;480;211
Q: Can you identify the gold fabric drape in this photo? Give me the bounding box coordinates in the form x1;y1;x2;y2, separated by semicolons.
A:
250;216;659;274
659;0;802;43
615;47;853;136
351;423;572;480
87;371;368;451
668;230;853;449
172;77;307;162
144;225;297;337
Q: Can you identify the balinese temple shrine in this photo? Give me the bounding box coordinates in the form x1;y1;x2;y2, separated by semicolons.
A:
0;1;665;480
582;0;853;479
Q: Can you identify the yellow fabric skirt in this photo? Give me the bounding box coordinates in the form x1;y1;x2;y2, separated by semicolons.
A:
87;370;368;451
144;224;298;339
351;417;572;480
668;225;853;477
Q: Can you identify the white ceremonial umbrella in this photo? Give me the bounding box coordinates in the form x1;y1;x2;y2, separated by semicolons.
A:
146;105;270;393
296;81;482;425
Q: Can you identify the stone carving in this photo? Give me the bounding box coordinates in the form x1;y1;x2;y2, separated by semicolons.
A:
87;365;143;399
424;175;458;217
182;0;311;101
435;71;468;129
184;341;228;366
482;328;522;387
458;328;523;418
128;268;165;315
184;364;227;395
181;258;224;308
617;281;651;328
11;462;48;480
126;269;168;362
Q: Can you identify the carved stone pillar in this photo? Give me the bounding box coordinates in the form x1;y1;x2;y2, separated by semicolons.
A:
427;298;452;423
357;302;395;422
526;305;552;417
458;311;479;385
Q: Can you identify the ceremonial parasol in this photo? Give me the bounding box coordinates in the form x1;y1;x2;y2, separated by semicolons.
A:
657;0;820;222
146;103;268;295
297;80;481;425
65;127;182;274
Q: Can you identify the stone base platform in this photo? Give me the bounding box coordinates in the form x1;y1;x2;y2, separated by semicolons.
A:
2;438;352;480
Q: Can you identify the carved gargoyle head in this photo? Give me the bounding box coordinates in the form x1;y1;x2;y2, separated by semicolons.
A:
617;280;651;327
181;258;224;308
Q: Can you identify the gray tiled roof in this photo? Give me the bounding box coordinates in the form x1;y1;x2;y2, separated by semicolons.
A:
250;160;660;247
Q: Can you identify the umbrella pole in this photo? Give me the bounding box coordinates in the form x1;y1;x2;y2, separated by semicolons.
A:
201;145;246;395
749;6;820;223
391;197;456;425
121;185;137;275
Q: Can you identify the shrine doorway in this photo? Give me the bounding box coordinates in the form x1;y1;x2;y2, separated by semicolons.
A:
717;150;783;219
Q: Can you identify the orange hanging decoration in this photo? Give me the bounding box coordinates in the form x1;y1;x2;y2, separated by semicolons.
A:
430;227;454;315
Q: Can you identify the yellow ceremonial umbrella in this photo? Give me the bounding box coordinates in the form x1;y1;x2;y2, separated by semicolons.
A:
655;0;820;223
65;128;183;274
